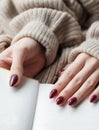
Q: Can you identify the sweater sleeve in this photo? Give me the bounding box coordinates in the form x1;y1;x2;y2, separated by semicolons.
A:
0;0;84;66
80;0;99;27
10;7;83;66
68;21;99;63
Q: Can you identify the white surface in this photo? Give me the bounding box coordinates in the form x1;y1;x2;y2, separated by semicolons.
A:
0;68;99;130
33;84;99;130
0;68;39;130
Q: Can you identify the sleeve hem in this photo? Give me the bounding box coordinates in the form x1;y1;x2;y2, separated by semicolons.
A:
12;21;59;66
68;39;99;63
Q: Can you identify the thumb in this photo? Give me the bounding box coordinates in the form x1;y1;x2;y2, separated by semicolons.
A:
9;48;25;87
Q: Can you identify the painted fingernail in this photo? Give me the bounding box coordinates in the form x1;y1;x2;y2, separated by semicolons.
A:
68;97;77;106
49;89;57;98
9;74;18;87
90;95;97;103
56;96;64;105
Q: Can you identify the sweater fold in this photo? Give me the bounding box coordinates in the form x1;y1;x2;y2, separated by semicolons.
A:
0;0;98;83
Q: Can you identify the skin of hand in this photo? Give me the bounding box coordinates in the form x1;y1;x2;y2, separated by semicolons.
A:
0;37;46;87
49;53;99;106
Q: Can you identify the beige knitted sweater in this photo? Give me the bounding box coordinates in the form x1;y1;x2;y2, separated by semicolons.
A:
0;0;99;83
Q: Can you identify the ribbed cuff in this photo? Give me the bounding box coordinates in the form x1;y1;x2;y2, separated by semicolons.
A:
68;39;99;63
12;21;59;66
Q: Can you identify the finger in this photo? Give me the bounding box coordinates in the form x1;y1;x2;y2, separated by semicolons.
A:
0;60;10;70
0;55;12;67
89;83;99;103
9;47;26;87
0;46;12;58
0;47;12;69
49;53;87;99
55;58;98;105
67;69;99;106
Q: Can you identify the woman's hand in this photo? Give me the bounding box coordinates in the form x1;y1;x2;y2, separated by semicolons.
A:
0;37;46;87
49;53;99;106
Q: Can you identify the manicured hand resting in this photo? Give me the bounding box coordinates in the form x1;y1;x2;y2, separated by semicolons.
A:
49;53;99;106
0;37;46;87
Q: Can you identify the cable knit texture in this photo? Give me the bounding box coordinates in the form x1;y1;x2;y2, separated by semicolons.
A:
0;0;99;83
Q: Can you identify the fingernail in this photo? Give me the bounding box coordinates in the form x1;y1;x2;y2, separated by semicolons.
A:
90;95;97;103
68;97;77;106
9;74;18;87
49;89;57;98
56;96;64;105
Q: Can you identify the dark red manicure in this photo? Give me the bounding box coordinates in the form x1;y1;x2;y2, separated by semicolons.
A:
9;74;18;87
56;96;64;105
49;89;57;98
90;95;97;103
68;97;77;106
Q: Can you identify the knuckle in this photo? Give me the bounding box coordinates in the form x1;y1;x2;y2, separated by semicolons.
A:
92;59;98;66
56;79;66;88
63;89;69;95
66;69;74;78
87;58;99;68
78;53;89;59
73;76;82;86
86;79;94;88
56;81;64;88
